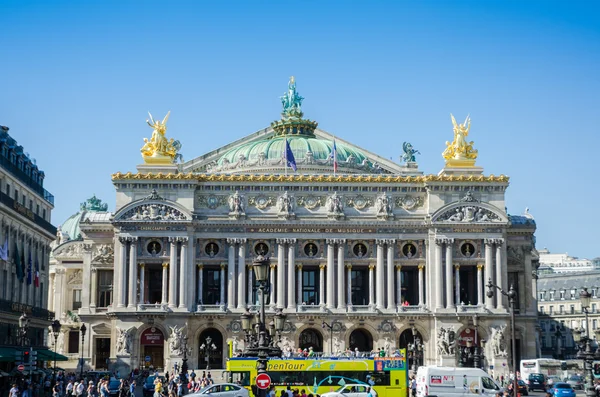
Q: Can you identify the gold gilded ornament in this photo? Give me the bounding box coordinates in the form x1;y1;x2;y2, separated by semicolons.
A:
140;111;182;164
442;114;478;167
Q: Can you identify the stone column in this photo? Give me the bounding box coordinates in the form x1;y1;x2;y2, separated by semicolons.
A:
269;263;276;308
296;264;303;305
445;239;455;309
220;264;226;306
48;272;55;311
386;240;395;310
128;238;138;308
227;239;236;310
237;239;247;309
276;239;286;309
368;264;375;309
484;239;494;310
179;238;188;309
454;264;461;305
434;239;444;309
495;239;506;310
418;264;425;306
247;264;253;307
117;237;128;308
319;264;326;308
395;265;402;308
346;264;352;308
161;263;169;304
90;267;98;309
287;239;297;309
168;238;178;309
477;264;484;306
53;269;66;315
139;263;145;305
337;240;346;310
197;264;204;306
376;240;385;310
326;240;335;310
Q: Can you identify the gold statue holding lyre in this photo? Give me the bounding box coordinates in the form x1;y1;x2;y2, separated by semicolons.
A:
442;114;478;167
141;111;182;164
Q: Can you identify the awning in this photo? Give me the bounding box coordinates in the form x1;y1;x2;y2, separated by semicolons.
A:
36;349;69;362
0;347;17;362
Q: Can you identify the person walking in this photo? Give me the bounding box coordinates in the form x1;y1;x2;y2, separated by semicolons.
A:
129;381;136;397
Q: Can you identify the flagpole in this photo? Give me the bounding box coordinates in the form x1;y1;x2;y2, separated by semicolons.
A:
284;137;288;176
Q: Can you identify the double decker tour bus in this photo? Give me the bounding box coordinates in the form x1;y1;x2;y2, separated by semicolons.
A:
226;351;409;397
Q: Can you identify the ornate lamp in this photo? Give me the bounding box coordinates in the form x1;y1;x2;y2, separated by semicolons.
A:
240;309;252;332
253;255;269;283
580;288;592;311
274;309;285;332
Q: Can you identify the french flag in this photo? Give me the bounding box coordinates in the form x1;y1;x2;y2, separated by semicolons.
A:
34;257;40;287
331;140;338;173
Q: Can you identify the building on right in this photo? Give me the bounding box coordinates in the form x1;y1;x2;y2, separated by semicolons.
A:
537;270;600;359
537;248;600;275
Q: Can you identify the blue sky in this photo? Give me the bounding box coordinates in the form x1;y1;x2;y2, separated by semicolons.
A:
1;0;599;258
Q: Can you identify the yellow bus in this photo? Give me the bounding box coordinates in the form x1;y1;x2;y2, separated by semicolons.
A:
226;352;408;397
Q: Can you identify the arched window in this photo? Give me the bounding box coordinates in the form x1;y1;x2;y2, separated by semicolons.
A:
349;329;373;353
199;328;224;369
299;328;323;352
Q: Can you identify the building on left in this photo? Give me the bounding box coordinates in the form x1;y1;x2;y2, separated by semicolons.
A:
0;124;59;372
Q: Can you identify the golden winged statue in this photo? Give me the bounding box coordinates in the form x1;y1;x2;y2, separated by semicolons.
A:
141;111;182;164
442;114;478;166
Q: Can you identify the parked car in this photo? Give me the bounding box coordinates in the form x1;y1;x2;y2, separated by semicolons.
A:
321;384;378;397
548;375;562;387
550;382;576;397
517;380;529;396
527;373;547;391
143;376;165;397
566;374;584;390
190;383;249;397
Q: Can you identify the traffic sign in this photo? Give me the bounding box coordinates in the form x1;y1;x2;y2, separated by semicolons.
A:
145;356;151;362
255;373;271;390
17;364;25;372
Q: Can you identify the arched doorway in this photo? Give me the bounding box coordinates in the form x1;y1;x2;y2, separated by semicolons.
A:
349;329;373;354
456;327;481;368
399;328;423;371
140;327;165;370
298;329;323;352
198;328;224;369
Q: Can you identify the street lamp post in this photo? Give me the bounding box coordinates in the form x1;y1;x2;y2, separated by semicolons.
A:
486;278;518;397
199;336;217;370
577;287;600;397
51;319;61;382
240;256;285;397
179;335;189;392
322;321;334;355
79;323;87;380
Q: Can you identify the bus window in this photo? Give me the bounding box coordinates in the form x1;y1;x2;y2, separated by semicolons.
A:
230;371;251;386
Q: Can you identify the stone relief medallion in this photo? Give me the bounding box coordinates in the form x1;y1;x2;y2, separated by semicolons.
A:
303;242;318;257
296;196;322;209
146;240;162;256
460;242;476;258
254;242;269;256
346;195;372;210
205;241;220;257
197;195;226;209
402;242;417;258
396;195;424;210
352;242;368;258
248;195;275;210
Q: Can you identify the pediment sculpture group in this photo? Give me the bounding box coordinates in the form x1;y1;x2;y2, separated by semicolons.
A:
114;325;189;357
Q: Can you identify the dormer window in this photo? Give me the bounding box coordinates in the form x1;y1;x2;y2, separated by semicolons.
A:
539;291;546;301
560;290;565;300
570;289;576;299
550;291;555;301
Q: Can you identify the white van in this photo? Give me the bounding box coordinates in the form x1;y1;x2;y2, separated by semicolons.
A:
416;366;502;396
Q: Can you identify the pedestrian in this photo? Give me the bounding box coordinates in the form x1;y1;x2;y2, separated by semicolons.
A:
129;381;136;397
87;381;96;397
411;376;417;397
66;381;74;397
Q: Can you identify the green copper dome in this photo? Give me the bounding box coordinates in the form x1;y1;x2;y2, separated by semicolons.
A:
217;136;368;167
58;195;109;241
